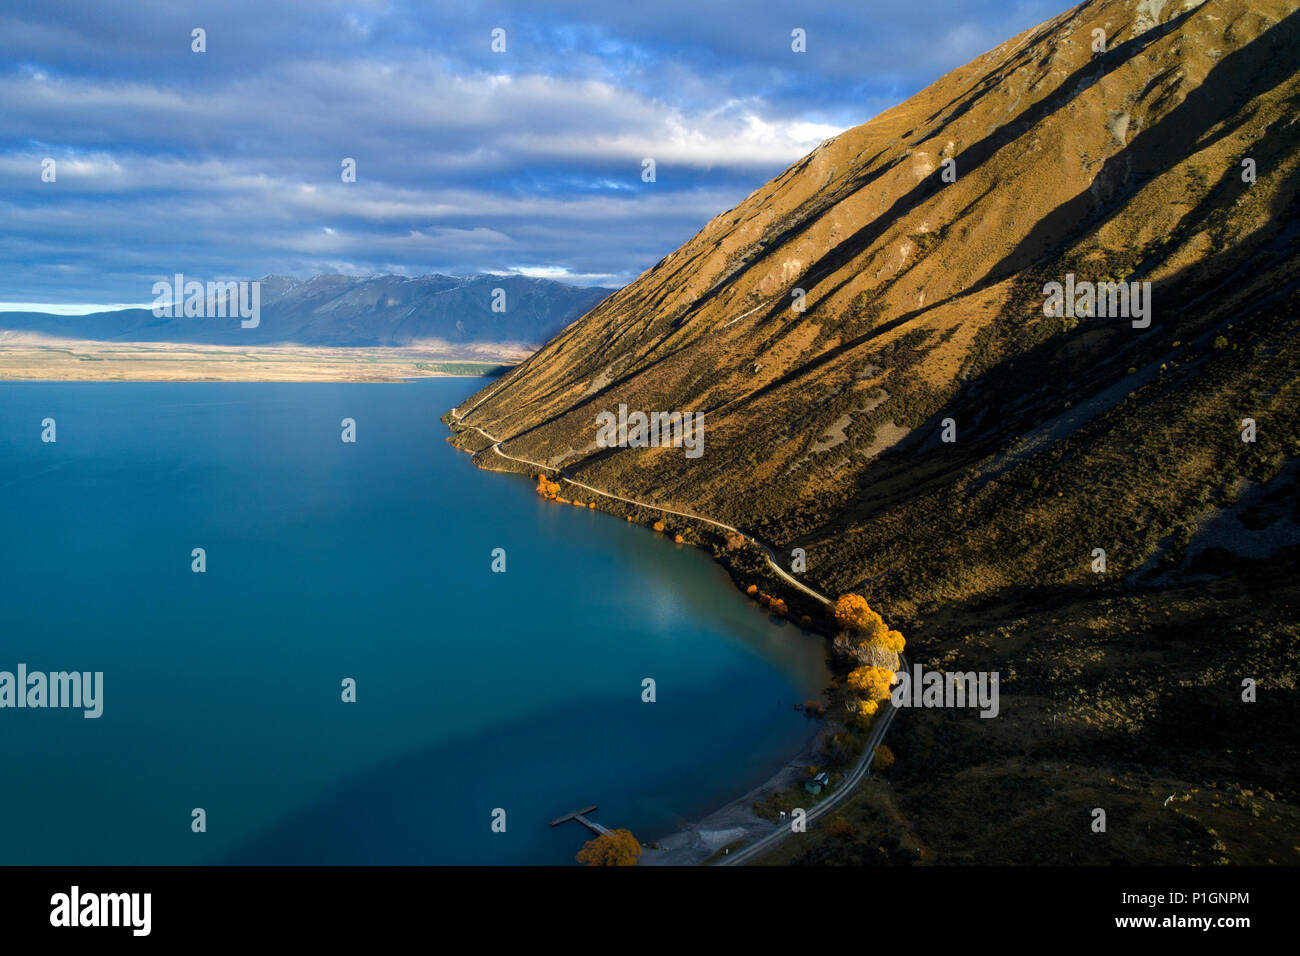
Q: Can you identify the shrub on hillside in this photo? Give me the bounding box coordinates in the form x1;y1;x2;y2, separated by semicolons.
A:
873;745;895;771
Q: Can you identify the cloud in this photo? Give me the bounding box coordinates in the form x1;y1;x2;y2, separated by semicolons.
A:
0;0;1061;303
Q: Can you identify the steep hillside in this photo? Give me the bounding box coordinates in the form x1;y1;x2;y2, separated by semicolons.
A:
452;0;1299;614
450;0;1300;864
2;273;612;350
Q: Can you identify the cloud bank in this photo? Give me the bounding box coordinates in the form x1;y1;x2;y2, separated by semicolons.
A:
0;0;1057;303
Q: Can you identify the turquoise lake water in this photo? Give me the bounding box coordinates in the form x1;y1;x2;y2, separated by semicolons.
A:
0;378;827;864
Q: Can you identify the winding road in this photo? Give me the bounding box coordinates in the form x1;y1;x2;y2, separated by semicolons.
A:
449;408;825;602
719;673;902;866
448;405;900;864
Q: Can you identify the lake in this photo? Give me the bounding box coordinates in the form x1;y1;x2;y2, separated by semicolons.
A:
0;378;827;864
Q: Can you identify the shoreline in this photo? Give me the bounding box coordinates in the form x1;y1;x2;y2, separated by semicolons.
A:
640;721;835;866
444;407;853;866
0;337;519;382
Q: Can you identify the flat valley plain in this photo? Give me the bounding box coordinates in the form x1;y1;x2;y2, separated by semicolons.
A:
0;334;519;382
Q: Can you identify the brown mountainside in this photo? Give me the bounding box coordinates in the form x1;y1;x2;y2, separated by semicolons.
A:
452;0;1299;615
450;0;1300;864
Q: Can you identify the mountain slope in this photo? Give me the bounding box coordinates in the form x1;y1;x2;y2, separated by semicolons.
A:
452;0;1299;613
450;0;1300;863
1;274;612;349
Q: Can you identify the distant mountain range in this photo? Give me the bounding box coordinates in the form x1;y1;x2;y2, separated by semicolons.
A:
0;274;614;349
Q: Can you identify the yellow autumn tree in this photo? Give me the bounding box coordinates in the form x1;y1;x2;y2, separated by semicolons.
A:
878;629;906;654
575;828;642;866
834;594;885;639
847;665;895;701
852;628;904;657
872;745;895;771
652;520;665;533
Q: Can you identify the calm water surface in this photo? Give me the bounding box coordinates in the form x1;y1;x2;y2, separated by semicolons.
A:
0;378;826;864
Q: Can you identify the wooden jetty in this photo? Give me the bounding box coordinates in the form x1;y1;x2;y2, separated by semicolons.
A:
550;805;609;836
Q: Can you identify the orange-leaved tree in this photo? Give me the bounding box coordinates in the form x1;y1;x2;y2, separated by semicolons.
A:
847;665;895;701
833;594;885;639
878;632;909;655
878;629;906;653
575;828;642;866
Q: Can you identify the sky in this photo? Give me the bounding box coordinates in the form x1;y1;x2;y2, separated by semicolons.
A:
0;0;1060;308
